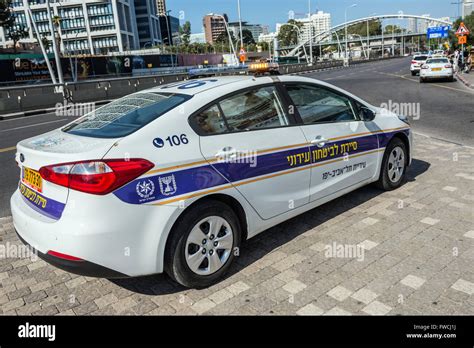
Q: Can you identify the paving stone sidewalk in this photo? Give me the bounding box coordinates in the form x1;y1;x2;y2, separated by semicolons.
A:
0;134;473;315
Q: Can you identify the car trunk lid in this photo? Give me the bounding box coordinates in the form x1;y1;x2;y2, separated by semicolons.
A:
16;129;118;220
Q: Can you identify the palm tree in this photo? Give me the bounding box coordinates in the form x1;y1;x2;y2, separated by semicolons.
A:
51;15;62;55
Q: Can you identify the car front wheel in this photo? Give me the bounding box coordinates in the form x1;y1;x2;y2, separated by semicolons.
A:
164;200;241;288
375;137;408;191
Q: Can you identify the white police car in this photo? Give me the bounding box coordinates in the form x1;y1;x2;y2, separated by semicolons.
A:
11;75;412;288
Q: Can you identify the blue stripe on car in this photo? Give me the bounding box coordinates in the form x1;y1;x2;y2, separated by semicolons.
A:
113;130;409;205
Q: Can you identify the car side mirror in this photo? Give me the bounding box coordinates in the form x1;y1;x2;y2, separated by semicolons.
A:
360;107;376;121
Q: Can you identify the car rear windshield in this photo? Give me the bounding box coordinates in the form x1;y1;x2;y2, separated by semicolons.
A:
63;92;191;138
426;58;448;64
414;56;428;61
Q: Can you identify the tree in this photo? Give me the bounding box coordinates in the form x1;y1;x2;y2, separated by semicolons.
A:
239;28;255;45
0;0;28;52
215;30;236;44
0;0;13;27
277;19;303;46
347;20;382;37
383;24;403;34
179;21;191;47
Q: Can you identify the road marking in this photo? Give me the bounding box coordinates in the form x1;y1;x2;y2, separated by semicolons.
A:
0;119;69;132
0;146;16;153
412;131;473;149
376;71;474;94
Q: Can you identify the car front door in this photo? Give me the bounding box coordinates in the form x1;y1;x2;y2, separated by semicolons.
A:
192;84;311;220
283;82;381;202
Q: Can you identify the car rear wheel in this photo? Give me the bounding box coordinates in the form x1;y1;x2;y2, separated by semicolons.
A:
375;138;408;191
419;77;425;83
411;71;416;76
164;200;241;288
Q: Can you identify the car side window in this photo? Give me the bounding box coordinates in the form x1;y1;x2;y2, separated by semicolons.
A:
286;84;358;124
193;104;228;135
218;86;289;131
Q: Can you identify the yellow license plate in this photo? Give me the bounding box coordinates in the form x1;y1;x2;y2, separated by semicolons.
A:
432;68;442;71
22;167;43;192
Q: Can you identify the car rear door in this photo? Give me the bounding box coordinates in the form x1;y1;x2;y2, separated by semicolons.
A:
194;83;311;220
281;82;381;202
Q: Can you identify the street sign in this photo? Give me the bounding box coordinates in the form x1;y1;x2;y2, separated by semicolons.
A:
455;22;470;36
427;26;451;39
458;35;467;44
239;48;246;63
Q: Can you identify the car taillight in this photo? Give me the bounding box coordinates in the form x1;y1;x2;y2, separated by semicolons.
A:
445;64;452;68
411;60;417;64
39;159;154;195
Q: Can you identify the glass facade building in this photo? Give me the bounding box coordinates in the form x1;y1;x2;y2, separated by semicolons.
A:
0;0;164;54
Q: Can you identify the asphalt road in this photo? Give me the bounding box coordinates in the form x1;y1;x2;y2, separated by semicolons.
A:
305;57;474;146
0;57;472;218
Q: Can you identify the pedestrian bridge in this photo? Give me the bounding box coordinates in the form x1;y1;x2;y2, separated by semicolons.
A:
282;14;452;58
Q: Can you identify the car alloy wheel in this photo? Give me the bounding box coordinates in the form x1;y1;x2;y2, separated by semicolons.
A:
387;146;405;183
185;216;234;276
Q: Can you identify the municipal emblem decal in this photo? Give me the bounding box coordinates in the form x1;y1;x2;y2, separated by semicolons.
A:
158;174;177;196
136;179;155;199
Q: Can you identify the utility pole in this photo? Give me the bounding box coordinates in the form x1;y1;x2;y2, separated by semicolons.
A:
308;0;313;64
345;4;357;60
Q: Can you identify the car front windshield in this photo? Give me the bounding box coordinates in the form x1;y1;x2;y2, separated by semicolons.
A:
63;92;191;138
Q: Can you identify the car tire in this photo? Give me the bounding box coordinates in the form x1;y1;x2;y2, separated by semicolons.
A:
375;137;408;191
164;200;241;288
411;71;416;76
419;77;424;83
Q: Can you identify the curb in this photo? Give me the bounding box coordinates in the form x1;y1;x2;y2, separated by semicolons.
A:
455;72;474;89
0;100;112;121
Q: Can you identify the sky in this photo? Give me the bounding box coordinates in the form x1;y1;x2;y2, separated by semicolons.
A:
166;0;462;33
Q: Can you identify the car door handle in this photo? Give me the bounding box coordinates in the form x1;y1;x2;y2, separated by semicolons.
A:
311;136;329;148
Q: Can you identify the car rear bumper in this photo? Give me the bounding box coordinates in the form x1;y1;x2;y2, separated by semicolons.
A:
420;71;453;79
10;188;180;277
16;231;127;278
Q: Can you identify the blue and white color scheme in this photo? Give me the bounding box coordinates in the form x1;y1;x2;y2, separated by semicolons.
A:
426;26;451;39
10;75;413;288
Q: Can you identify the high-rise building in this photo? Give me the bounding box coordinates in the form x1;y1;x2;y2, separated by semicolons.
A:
227;21;264;42
159;14;180;45
203;13;228;44
0;0;164;54
135;0;162;48
295;11;331;44
463;0;474;17
156;0;167;16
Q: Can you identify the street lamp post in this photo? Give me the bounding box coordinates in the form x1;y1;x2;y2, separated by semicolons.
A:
237;0;244;50
345;4;357;60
